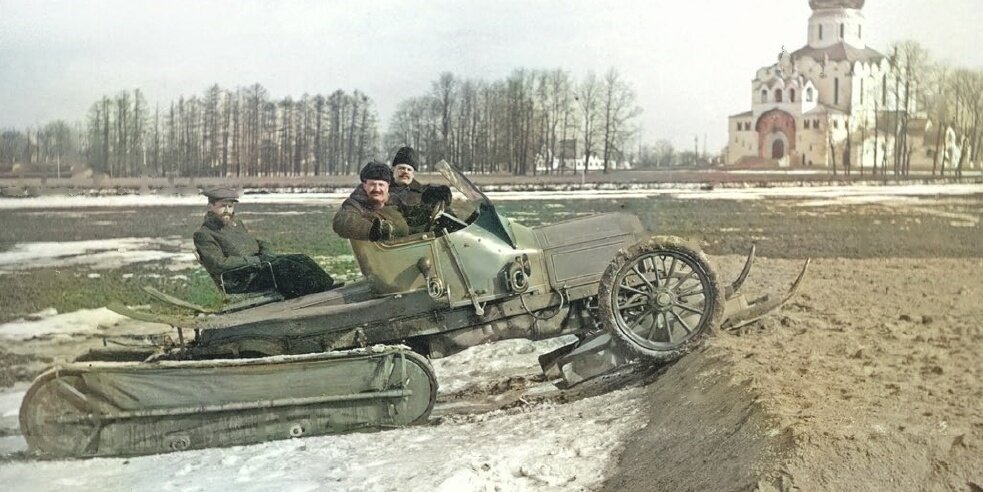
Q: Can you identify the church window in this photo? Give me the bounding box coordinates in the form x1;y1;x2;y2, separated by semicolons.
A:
860;79;864;104
775;89;783;102
819;25;824;40
858;25;862;39
833;120;839;129
882;74;888;106
761;90;768;103
790;89;796;102
804;120;810;129
806;88;814;102
834;78;840;105
814;119;820;128
840;23;845;39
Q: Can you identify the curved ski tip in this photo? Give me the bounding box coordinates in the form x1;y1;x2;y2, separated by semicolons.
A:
729;244;756;295
784;258;811;302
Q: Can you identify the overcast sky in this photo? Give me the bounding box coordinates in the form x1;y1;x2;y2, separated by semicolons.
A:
1;0;981;151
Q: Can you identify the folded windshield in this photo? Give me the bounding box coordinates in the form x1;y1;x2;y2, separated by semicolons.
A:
436;160;490;207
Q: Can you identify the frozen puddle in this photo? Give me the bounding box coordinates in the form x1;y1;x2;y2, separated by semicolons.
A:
0;237;196;272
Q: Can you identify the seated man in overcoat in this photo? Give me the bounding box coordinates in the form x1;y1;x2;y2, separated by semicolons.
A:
332;161;409;241
387;146;453;234
194;187;334;299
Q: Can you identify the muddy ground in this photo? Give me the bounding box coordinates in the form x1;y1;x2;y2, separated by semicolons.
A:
1;188;981;490
601;256;982;491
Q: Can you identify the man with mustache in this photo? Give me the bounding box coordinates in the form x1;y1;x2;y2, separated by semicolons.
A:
194;187;334;298
388;146;453;234
332;161;409;242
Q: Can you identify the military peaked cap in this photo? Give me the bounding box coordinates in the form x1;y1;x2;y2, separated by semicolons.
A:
202;186;241;202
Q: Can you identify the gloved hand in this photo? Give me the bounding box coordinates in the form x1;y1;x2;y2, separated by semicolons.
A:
369;217;394;241
422;185;452;207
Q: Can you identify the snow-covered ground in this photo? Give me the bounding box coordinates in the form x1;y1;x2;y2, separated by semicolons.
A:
0;183;979;210
0;311;644;492
0;237;197;274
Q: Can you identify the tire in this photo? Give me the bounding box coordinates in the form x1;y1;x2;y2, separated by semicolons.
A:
598;236;724;362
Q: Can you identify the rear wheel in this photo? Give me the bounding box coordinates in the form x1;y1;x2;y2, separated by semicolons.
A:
20;372;98;458
598;236;723;362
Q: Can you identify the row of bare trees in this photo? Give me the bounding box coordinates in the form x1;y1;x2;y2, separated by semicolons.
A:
1;84;380;178
87;84;380;178
385;68;641;174
0;121;84;176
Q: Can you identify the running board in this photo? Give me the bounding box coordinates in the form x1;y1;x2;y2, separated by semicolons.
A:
142;286;283;314
107;302;197;329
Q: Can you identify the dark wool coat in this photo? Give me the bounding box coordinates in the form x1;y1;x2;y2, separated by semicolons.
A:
332;185;409;241
388;179;435;234
193;211;272;285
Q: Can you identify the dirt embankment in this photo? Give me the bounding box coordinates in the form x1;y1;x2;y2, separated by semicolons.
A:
602;257;983;491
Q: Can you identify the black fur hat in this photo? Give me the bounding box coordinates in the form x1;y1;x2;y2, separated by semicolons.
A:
391;146;419;170
359;161;392;182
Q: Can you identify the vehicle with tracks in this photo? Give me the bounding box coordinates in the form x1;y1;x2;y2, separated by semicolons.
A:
20;160;807;458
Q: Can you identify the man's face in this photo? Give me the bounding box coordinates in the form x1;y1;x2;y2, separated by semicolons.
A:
392;164;414;186
362;179;390;207
208;199;237;225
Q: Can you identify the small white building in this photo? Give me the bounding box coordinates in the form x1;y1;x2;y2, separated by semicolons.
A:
727;0;936;171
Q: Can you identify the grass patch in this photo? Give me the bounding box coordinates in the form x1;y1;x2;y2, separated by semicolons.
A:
1;194;980;323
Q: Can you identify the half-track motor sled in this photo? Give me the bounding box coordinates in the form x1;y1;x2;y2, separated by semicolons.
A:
20;160;807;458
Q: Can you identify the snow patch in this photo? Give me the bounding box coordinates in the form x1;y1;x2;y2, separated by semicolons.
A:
0;307;128;341
0;237;195;271
0;183;979;210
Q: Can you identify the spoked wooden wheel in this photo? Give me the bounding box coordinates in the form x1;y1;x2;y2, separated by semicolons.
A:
598;236;723;361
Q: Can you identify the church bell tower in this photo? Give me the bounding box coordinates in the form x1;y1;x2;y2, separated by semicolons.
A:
807;0;867;50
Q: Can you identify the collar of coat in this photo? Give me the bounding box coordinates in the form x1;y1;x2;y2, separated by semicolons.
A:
346;185;382;212
391;179;424;192
202;211;237;231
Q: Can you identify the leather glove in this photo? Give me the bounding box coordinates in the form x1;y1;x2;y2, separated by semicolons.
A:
369;218;394;241
422;185;452;206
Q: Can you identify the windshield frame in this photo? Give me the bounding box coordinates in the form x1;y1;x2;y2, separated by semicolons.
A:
434;160;517;249
435;160;491;207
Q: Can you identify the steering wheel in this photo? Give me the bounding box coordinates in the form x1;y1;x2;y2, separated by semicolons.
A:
426;200;447;233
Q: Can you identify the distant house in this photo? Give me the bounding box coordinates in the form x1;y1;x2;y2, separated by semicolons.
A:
536;139;632;173
726;0;936;171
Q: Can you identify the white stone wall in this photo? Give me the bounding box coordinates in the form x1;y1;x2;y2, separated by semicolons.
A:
727;115;757;164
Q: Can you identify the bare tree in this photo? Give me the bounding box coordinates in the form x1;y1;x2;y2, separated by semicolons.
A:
575;72;602;175
600;68;642;173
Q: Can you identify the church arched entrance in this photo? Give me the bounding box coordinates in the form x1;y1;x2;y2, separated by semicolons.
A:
756;109;797;161
772;139;785;159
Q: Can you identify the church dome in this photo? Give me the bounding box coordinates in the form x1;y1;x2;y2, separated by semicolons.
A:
809;0;864;9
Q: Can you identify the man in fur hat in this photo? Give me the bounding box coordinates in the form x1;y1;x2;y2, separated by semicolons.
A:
388;146;453;233
332;161;409;241
194;187;334;298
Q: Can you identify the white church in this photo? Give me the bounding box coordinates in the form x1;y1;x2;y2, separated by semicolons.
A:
726;0;937;171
